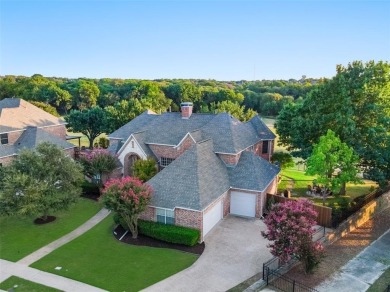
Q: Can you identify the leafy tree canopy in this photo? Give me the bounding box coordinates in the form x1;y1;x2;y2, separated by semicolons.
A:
306;130;361;195
133;158;158;182
276;61;390;186
65;106;108;149
0;142;84;220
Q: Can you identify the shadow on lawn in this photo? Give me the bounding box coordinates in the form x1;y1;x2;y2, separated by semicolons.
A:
114;225;205;255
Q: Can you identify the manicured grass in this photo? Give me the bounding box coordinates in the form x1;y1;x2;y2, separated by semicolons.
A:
66;130;107;148
0;276;62;292
31;215;199;292
277;168;378;206
0;198;102;262
367;267;390;292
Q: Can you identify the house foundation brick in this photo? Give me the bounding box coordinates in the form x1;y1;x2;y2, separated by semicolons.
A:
175;208;202;230
140;206;156;221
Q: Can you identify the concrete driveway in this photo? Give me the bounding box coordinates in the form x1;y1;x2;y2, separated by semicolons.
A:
142;215;273;292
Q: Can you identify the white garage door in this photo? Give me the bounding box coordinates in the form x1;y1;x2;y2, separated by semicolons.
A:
203;200;223;237
230;191;256;217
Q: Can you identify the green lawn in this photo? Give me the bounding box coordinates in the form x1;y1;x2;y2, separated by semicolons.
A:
0;198;102;262
367;267;390;292
31;215;199;292
66;130;107;148
277;168;378;206
0;276;62;292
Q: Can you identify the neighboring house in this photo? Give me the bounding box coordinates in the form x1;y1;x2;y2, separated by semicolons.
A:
108;102;280;241
0;98;76;165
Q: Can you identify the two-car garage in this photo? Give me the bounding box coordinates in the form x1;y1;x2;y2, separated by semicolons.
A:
203;191;259;238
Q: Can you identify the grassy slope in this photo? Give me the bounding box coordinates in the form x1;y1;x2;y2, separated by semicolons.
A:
0;276;62;292
367;267;390;292
31;215;198;292
0;198;102;262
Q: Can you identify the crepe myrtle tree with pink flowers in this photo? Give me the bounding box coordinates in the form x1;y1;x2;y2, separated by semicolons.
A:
262;199;325;273
102;177;152;238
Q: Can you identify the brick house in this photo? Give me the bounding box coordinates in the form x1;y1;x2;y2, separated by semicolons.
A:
0;98;76;165
108;102;280;241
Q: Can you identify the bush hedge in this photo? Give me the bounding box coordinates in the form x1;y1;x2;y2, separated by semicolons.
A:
138;220;200;246
81;180;100;199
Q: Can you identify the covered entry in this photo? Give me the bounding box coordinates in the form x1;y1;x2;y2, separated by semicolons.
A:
230;191;256;217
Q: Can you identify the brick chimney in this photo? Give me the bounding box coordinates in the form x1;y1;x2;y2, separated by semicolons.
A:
180;102;193;119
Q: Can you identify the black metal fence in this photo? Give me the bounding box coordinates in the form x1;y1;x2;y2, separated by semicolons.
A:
265;268;318;292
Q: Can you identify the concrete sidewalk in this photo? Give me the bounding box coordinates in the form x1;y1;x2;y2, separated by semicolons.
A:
316;229;390;292
0;208;110;291
0;260;107;292
17;208;110;266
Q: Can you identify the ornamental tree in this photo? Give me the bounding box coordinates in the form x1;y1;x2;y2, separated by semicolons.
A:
306;130;361;195
262;199;325;273
0;142;84;221
80;148;119;186
133;158;158;182
102;177;153;238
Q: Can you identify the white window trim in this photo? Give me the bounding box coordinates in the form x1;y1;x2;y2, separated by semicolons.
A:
160;157;174;167
156;207;175;224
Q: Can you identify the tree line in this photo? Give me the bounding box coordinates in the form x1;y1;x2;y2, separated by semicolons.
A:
0;74;314;118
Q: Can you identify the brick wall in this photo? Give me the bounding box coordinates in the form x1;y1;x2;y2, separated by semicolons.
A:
4;130;24;145
218;153;241;165
149;135;194;160
42;125;67;139
175;208;202;230
139;206;156;221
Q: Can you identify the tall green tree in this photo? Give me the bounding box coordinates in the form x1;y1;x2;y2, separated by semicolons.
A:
0;143;84;221
211;100;257;122
65;106;108;149
276;61;390;186
133;158;158;182
306;130;361;195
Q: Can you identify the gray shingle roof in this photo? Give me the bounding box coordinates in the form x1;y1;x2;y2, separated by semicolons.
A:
228;151;280;192
0;127;75;159
148;140;230;211
109;110;274;155
249;116;276;140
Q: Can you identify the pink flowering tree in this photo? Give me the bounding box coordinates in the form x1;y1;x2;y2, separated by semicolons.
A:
102;177;153;238
80;148;119;186
262;199;325;273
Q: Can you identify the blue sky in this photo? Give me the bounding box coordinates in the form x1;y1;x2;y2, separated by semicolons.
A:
0;0;389;80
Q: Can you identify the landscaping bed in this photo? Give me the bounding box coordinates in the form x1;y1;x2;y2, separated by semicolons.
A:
114;224;205;255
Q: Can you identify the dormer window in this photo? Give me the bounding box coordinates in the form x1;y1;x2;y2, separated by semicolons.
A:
1;133;8;145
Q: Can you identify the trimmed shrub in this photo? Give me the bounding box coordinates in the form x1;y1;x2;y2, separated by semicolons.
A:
138;220;200;246
81;180;100;199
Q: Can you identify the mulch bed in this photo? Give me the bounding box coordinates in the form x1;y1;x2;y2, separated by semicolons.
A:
114;224;205;255
34;216;56;225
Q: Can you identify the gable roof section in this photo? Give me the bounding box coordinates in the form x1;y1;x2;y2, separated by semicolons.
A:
0;127;75;158
16;127;75;150
249;116;276;140
228;151;280;192
108;110;158;140
0;98;65;133
148;140;230;211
